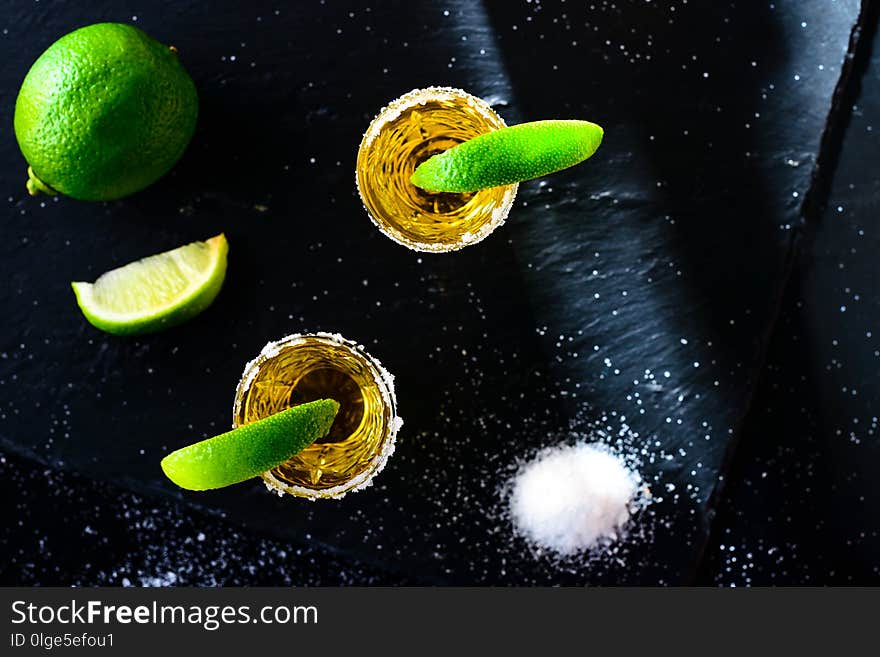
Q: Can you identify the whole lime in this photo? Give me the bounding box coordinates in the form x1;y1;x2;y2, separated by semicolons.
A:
14;22;198;201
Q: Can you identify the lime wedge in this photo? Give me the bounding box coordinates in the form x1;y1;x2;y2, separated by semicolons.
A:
410;119;603;193
161;399;340;491
71;234;228;336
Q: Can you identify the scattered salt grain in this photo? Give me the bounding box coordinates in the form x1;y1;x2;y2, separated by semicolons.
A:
510;443;642;555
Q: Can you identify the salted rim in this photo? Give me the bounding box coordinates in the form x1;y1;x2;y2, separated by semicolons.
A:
355;86;519;253
232;332;401;501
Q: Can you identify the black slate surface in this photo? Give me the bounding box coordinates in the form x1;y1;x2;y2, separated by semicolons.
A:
702;4;880;586
0;0;867;585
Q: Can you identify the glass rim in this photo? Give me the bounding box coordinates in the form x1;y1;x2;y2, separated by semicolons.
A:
232;331;401;500
356;86;519;253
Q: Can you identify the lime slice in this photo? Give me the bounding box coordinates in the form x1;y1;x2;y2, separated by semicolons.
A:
161;399;340;491
410;119;603;193
71;233;228;336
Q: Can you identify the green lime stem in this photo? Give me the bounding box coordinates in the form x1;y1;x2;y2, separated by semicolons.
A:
26;166;57;196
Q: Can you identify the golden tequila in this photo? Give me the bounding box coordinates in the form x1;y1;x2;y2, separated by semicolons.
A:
233;333;400;499
356;87;518;252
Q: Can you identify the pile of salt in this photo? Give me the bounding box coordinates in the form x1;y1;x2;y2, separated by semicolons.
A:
510;442;642;555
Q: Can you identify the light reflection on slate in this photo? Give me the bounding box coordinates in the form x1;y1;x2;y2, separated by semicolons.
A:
0;0;864;583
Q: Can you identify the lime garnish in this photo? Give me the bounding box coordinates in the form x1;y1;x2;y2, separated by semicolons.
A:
71;234;228;336
161;399;340;491
410;119;603;193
